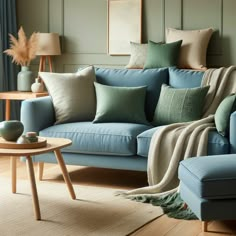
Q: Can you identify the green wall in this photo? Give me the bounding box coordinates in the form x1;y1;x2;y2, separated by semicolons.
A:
17;0;236;73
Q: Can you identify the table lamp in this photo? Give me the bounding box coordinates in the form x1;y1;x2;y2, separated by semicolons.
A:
36;33;61;72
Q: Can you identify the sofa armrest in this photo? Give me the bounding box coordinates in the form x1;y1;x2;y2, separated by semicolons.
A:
229;111;236;153
21;96;55;134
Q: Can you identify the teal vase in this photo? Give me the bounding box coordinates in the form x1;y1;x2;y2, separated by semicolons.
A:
0;120;24;141
17;66;35;91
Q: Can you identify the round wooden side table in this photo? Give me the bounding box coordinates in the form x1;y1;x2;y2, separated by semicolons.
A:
0;137;76;220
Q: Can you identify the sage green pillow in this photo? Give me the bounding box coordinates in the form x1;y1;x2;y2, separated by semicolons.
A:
93;82;148;124
215;94;236;136
153;84;210;126
144;40;182;69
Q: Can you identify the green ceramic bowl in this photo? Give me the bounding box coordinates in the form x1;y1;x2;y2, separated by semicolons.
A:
0;120;24;141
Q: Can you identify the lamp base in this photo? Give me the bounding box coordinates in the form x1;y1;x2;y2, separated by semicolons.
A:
39;56;53;73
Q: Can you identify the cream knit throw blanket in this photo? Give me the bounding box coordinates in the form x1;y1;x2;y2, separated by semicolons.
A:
120;66;236;198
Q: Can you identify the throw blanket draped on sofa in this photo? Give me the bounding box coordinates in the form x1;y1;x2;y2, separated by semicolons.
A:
118;66;236;199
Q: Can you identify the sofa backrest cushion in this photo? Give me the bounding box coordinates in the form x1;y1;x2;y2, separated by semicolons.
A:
95;67;169;122
169;67;204;88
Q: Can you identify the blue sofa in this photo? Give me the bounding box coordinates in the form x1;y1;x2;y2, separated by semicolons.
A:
20;67;234;172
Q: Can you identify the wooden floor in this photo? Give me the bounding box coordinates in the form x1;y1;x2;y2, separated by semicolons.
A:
1;156;236;236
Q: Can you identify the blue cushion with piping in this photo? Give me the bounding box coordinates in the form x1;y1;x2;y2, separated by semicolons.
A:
39;121;152;156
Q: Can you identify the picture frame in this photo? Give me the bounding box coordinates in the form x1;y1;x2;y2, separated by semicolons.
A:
107;0;142;55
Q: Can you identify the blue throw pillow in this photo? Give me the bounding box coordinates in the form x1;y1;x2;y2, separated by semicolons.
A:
168;67;204;88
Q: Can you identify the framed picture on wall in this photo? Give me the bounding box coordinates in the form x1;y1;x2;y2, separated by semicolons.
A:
108;0;142;55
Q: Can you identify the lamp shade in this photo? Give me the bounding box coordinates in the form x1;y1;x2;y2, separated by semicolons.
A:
36;33;61;56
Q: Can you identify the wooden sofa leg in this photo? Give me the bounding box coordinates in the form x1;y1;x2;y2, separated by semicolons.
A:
202;221;208;232
38;162;44;181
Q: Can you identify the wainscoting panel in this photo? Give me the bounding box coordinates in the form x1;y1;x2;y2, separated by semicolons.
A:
16;0;236;72
222;0;236;66
64;64;124;73
63;0;107;54
54;53;129;73
164;0;182;31
182;0;222;56
17;0;49;34
142;0;163;42
49;0;63;35
182;0;221;30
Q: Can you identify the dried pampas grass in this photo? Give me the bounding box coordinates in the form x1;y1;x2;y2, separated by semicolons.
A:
4;26;38;66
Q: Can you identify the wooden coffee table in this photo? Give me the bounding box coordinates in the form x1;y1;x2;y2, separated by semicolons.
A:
0;137;76;220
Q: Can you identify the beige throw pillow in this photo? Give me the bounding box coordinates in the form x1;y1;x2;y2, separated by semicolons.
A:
39;66;96;124
166;28;213;70
126;42;148;69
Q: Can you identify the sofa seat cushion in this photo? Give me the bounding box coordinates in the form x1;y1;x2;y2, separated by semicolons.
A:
39;122;152;156
178;155;236;199
137;127;229;157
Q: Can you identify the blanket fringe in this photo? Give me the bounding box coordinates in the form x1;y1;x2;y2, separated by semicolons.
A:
130;192;198;220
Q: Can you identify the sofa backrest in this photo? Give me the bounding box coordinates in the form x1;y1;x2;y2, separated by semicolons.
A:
94;67;205;122
95;67;169;122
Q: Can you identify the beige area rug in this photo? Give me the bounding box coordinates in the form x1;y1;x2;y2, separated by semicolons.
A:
0;177;163;236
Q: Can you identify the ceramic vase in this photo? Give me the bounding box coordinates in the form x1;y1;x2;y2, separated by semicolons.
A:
31;78;44;93
0;120;24;141
17;66;35;91
17;135;30;144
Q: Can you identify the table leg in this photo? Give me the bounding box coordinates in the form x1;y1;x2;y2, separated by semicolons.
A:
26;156;41;220
202;221;208;232
5;99;10;121
38;162;44;181
11;157;17;193
54;149;76;200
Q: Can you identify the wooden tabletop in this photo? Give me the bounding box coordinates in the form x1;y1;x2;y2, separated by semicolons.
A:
0;91;48;100
0;137;72;156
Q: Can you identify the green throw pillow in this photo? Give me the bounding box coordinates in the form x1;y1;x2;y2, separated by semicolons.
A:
215;94;236;136
152;84;210;126
93;82;148;124
144;40;182;68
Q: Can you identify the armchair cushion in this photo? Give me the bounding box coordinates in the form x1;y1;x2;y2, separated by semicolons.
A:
179;155;236;199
